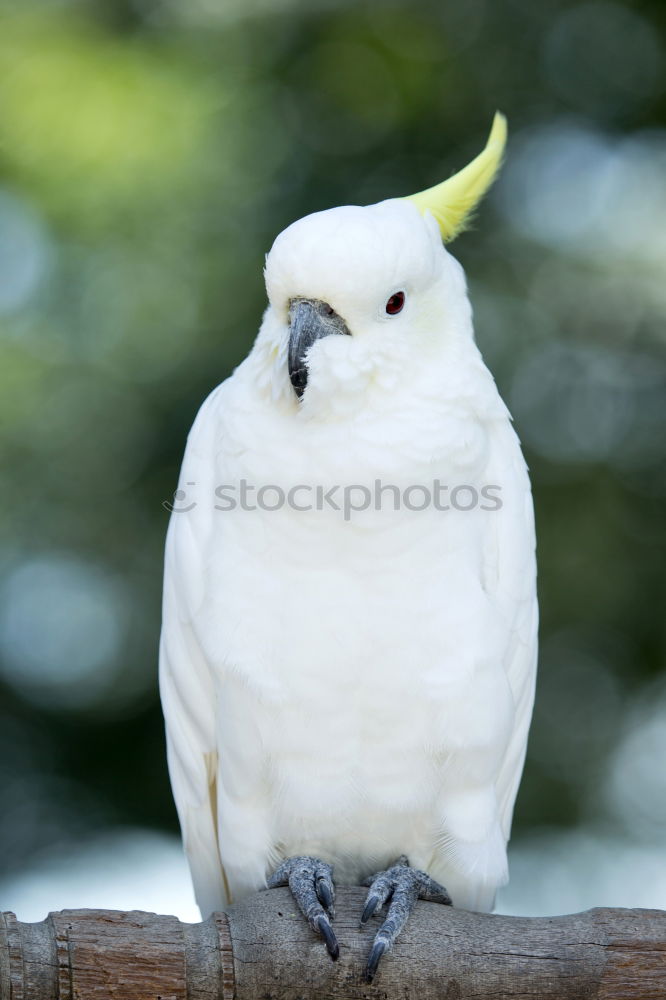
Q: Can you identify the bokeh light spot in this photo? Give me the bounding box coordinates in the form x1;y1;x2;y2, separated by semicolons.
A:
0;191;52;315
0;554;129;709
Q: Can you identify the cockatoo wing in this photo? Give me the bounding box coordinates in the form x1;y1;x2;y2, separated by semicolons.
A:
159;386;229;917
487;429;538;840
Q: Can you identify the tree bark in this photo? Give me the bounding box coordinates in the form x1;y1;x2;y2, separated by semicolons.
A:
2;887;665;999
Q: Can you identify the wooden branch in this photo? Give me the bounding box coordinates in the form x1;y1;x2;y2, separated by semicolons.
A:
2;887;665;999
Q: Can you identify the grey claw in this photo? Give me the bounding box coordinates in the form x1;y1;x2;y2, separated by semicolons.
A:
365;938;388;982
317;914;339;960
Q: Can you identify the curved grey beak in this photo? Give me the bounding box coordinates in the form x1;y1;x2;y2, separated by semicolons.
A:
288;298;351;398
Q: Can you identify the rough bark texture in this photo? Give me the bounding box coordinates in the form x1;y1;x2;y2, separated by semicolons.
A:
2;887;665;999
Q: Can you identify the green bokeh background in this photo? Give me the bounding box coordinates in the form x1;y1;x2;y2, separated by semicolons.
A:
1;0;664;912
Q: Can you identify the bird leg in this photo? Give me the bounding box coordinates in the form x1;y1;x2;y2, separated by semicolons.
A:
360;854;452;982
266;855;339;959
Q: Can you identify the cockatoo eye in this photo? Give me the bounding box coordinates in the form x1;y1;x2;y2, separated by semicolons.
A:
385;291;405;315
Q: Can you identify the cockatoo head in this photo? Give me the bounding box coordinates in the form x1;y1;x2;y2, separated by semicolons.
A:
259;114;507;409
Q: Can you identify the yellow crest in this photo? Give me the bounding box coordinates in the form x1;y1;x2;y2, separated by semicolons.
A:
405;112;507;242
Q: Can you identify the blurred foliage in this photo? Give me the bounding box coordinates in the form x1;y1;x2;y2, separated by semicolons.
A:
0;0;664;886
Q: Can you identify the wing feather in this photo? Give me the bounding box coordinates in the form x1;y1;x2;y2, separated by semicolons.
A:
159;386;229;916
485;430;538;840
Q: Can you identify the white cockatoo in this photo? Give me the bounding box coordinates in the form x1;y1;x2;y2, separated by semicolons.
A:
160;113;537;981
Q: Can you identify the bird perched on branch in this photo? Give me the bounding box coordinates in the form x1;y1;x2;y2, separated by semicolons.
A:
160;113;538;982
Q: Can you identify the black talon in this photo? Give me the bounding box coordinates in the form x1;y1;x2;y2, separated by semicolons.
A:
317;914;340;960
316;876;334;912
359;871;391;927
365;938;388;982
360;895;380;924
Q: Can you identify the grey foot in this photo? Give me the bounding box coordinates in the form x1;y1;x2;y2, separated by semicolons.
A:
360;854;451;982
266;855;339;960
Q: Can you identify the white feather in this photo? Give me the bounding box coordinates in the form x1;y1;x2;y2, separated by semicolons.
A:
160;198;537;916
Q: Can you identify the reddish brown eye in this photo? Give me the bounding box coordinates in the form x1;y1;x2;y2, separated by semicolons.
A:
386;291;405;315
